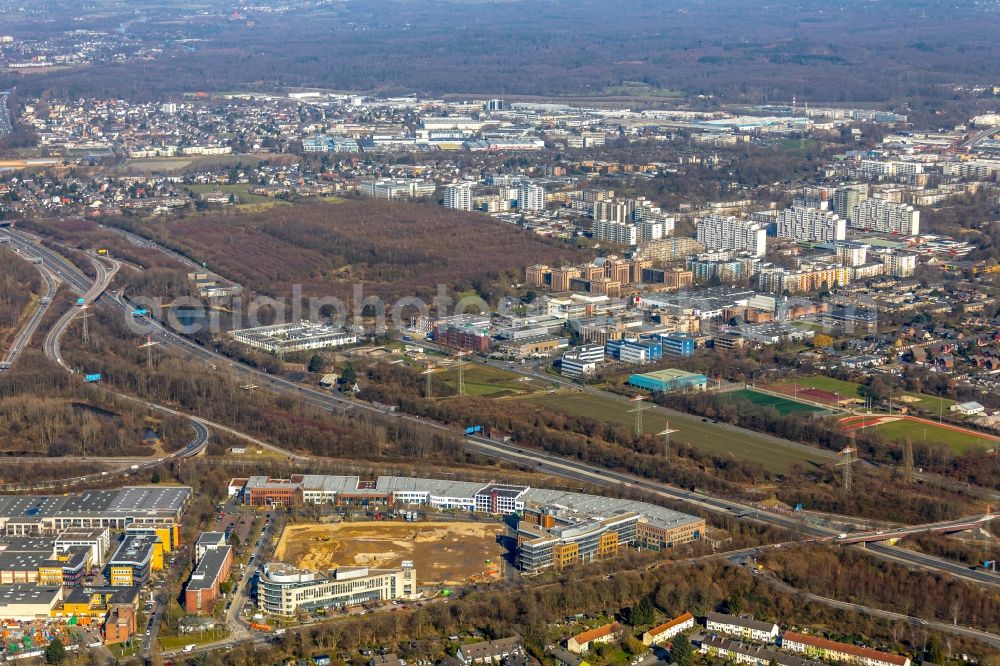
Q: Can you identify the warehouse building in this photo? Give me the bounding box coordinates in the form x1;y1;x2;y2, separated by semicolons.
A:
0;486;191;536
0;584;63;620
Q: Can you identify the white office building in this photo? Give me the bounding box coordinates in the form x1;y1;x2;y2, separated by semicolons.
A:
517;183;546;211
443;182;475;211
696;215;767;257
851;198;920;236
776;206;846;242
561;344;606;379
258;563;416;616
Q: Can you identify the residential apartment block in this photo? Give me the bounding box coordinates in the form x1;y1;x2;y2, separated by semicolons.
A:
705;613;780;642
696;215;767;257
850;198;920;236
781;632;911;666
776;206;846;242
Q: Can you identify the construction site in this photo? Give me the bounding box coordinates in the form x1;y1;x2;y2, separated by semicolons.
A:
273;521;506;587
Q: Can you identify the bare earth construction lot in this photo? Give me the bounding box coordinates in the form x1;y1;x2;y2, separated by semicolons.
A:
274;521;505;587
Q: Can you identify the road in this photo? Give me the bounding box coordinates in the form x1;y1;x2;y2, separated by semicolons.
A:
0;250;56;372
958;125;1000;150
8;226;1000;593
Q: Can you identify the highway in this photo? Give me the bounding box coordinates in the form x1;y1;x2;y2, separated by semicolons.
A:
0;249;56;372
6;226;1000;596
958;125;1000;150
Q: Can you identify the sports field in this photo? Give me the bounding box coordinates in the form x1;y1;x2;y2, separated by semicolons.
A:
439;364;548;397
726;389;829;416
839;414;1000;453
274;521;505;586
523;391;837;474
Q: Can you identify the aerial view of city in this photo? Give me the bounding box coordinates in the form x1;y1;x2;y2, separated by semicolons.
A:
1;0;1000;665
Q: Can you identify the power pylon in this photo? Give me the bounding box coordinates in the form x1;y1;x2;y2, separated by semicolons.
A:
138;335;159;369
79;309;94;345
455;352;470;397
421;364;441;399
629;395;647;437
656;419;679;458
837;437;859;493
902;438;915;483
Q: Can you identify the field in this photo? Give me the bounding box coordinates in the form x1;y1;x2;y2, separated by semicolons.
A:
726;389;829;416
838;415;1000;454
438;364;549;397
274;521;505;587
789;376;865;399
523;391;837;474
185;183;280;206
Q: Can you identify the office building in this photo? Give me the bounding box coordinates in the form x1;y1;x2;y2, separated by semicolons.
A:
696;215;767;257
258;563;416;616
443;182;475;211
851;198;920;236
108;535;164;587
517;183;546;211
660;333;697;357
185;546;233;614
230;321;357;355
560;345;606;379
776;206;846;242
194;532;228;561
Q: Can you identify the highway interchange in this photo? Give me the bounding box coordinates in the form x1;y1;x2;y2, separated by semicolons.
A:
0;225;998;657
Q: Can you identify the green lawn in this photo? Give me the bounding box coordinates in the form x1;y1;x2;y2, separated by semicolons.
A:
727;389;829;416
899;393;957;415
439;364;548;397
870;419;998;454
523;391;837;474
790;375;865;398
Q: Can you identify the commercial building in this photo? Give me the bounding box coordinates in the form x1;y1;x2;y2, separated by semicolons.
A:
705;613;779;642
696;215;767;257
851;198;920;236
184;545;233;614
0;487;190;536
55;585;141;623
780;632;910;666
107;535;164;587
628;368;708;393
475;484;529;514
123;522;180;554
566;623;622;654
230;321;357;355
776;206;846;242
258;563;416;616
0;584;63;621
443;182;475;211
642;612;695;646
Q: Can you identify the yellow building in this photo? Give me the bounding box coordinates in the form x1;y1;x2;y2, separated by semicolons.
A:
124;523;180;553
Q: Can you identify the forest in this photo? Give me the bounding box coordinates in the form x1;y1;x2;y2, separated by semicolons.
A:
3;1;1000;106
0;246;42;348
104;200;580;303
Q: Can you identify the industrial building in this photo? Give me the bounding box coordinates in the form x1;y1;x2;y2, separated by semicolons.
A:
0;584;63;621
0;487;191;536
628;368;708;393
257;563;416;616
230;321;358;355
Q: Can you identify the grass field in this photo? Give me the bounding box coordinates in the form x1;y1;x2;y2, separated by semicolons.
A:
439;364;548;397
274;522;505;586
840;415;999;454
726;389;829;416
789;375;865;399
185;183;274;205
523;391;837;474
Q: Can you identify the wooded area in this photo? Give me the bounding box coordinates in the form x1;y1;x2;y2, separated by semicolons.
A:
0;246;42;348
